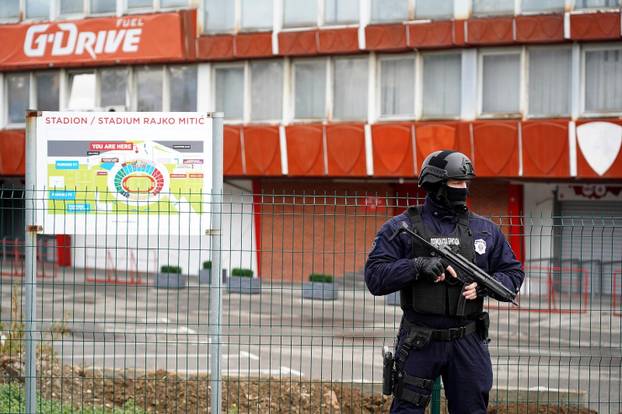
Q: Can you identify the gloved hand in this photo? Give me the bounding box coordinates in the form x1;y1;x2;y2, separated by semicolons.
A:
412;257;447;282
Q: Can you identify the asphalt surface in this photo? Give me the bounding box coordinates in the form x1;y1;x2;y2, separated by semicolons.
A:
0;274;620;413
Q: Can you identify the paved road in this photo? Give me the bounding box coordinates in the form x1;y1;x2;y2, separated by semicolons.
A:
0;276;620;413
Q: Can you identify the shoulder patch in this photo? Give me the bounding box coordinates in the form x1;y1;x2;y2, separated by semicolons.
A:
474;238;487;255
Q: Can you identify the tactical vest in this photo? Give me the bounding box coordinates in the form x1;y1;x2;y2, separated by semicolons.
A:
400;206;484;317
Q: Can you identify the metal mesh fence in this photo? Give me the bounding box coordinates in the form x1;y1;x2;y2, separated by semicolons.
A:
0;188;620;413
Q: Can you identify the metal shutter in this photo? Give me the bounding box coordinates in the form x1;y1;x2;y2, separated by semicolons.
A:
559;201;622;296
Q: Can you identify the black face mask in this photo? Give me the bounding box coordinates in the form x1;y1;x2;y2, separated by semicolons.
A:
433;186;469;213
446;187;468;204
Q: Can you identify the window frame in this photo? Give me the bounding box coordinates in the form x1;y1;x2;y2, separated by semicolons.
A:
88;0;118;16
331;55;369;122
525;44;573;119
376;53;417;121
56;0;87;18
581;43;622;117
477;47;524;119
249;59;286;123
24;0;54;21
4;72;33;128
420;50;462;121
414;0;455;21
0;0;21;23
212;62;247;123
471;0;519;17
321;0;360;27
291;57;329;121
519;0;569;15
282;0;321;29
239;0;275;32
369;0;415;24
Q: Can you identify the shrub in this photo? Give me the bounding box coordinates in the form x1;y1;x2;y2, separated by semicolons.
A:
160;265;182;274
202;261;212;270
231;268;253;277
309;273;334;283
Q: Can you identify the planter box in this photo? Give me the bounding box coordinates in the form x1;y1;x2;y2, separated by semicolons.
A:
302;282;339;300
385;291;400;306
199;268;228;285
227;276;261;294
155;272;187;289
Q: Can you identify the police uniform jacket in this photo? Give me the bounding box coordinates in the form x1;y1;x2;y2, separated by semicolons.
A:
365;196;524;328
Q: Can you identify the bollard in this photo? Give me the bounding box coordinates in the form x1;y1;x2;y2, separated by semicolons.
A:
430;377;442;414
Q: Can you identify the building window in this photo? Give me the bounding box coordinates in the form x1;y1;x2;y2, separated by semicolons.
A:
333;57;368;120
521;0;565;13
214;66;244;120
284;0;317;28
60;0;83;15
415;0;453;20
161;0;188;7
250;61;283;121
293;60;326;119
6;73;30;125
35;71;60;111
0;0;20;20
575;0;620;8
169;65;197;112
324;0;358;25
90;0;115;14
67;71;96;110
585;49;622;113
379;57;415;118
528;48;571;117
126;0;152;10
422;53;461;118
472;0;514;16
370;0;409;23
241;0;273;31
204;0;235;33
25;0;49;19
481;53;521;115
136;67;163;112
100;68;128;109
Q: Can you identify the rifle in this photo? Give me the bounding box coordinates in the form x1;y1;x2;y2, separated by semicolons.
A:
397;222;519;306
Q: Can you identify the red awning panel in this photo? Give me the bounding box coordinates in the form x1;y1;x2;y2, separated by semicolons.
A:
224;125;244;176
371;123;415;177
365;24;408;51
407;21;454;48
0;130;25;176
317;28;359;54
415;122;471;173
325;123;366;176
467;17;514;45
571;11;620;41
243;125;282;176
234;32;273;58
278;30;318;56
516;14;564;43
472;121;520;177
522;120;569;177
285;124;325;176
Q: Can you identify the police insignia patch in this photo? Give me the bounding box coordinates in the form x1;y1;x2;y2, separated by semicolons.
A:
474;239;486;255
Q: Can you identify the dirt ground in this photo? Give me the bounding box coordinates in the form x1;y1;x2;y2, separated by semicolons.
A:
0;353;600;413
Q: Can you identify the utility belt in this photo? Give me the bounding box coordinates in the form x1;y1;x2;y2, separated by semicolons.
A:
382;313;490;407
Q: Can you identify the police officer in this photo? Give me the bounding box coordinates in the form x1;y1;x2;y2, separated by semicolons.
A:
365;150;524;413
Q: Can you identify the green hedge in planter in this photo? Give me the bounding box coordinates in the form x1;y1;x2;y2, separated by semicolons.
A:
309;273;334;283
161;265;182;274
231;268;253;277
202;261;212;270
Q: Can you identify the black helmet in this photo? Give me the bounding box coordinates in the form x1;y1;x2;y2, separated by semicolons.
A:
418;150;475;189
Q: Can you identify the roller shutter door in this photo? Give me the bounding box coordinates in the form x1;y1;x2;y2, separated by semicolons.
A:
559;201;622;296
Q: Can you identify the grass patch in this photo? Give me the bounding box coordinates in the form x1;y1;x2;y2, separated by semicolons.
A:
0;383;147;414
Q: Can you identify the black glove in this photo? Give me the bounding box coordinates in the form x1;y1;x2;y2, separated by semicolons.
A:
412;257;446;282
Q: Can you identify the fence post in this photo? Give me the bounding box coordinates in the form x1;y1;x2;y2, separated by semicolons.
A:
209;113;224;414
24;110;41;414
430;377;442;414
